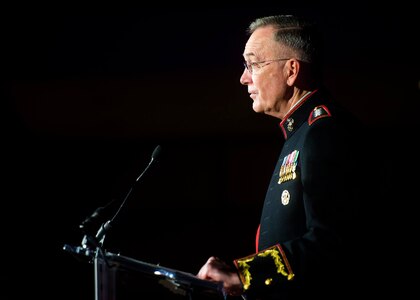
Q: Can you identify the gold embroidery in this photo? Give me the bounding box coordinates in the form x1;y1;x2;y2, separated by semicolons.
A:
236;257;254;290
258;248;294;280
235;245;295;291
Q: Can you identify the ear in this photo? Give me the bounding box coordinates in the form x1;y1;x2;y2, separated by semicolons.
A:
286;59;300;86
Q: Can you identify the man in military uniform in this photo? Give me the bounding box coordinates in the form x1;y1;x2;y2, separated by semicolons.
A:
197;15;370;299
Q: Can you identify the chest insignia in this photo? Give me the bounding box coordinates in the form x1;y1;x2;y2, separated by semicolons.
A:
286;118;294;131
281;190;290;205
278;150;299;184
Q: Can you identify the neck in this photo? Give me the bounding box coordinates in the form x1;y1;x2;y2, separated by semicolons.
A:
284;89;312;117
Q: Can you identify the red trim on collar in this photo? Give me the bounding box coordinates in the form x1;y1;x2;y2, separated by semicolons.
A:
279;89;318;138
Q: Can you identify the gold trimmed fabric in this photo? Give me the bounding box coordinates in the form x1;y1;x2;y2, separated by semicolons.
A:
233;244;294;291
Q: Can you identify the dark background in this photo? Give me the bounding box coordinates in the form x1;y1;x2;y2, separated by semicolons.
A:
2;4;419;299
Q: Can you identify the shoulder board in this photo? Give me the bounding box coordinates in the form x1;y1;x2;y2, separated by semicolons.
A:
308;105;331;125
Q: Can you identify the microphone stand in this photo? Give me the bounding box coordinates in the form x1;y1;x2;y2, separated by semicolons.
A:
80;145;161;252
66;146;222;299
67;145;162;300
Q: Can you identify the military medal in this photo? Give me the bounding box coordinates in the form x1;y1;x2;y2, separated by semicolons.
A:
281;190;290;205
278;150;299;184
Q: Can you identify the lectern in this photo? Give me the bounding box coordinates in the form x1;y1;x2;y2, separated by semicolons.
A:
64;145;225;299
64;244;224;300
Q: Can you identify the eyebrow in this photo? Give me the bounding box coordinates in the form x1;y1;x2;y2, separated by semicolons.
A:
244;53;257;59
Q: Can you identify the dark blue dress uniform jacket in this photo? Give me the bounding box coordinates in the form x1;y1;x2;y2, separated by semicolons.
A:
234;88;368;300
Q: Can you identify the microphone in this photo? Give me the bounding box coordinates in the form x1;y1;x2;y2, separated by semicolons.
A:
136;144;161;182
81;144;162;248
85;206;103;221
79;206;106;233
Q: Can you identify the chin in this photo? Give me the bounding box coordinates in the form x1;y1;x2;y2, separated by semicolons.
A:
252;103;264;113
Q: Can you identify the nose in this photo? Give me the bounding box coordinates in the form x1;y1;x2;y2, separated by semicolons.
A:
240;68;251;86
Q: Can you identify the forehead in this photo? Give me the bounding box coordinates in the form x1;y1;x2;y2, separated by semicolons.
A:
243;26;278;59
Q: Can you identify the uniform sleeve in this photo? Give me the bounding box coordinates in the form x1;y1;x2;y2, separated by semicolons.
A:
233;244;295;292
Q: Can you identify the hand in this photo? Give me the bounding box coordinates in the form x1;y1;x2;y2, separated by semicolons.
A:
197;256;243;296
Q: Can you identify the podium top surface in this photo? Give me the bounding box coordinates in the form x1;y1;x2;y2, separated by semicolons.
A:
64;244;224;298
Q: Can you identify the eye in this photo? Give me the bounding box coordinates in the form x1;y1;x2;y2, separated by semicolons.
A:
243;61;262;74
243;61;254;73
250;62;259;68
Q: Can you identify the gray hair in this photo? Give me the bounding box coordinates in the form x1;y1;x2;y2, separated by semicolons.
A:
248;15;323;68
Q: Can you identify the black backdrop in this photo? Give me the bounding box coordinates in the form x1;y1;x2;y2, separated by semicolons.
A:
2;4;419;299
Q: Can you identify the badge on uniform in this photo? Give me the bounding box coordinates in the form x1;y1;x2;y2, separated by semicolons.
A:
308;105;331;125
281;190;290;205
278;150;299;184
286;118;294;131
